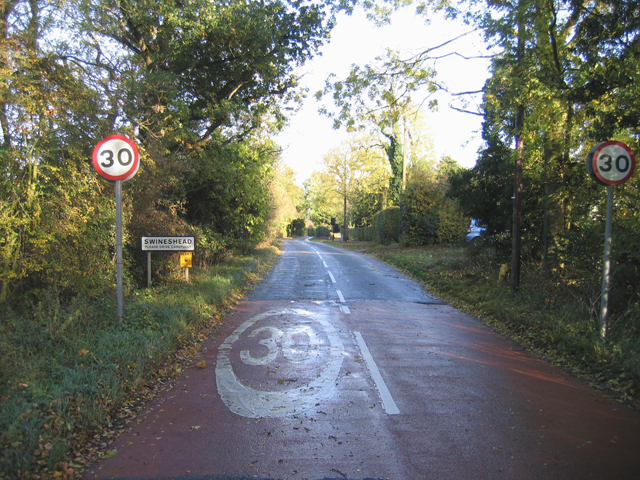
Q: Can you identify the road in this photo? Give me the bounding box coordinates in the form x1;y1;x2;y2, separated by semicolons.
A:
86;238;640;480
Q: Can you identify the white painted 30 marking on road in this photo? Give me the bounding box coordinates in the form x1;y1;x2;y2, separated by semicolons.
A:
354;331;400;415
216;308;345;418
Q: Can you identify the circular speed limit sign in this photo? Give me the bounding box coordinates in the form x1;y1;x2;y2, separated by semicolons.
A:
587;141;636;186
92;135;140;181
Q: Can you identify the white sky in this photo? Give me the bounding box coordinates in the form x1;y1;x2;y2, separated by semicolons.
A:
276;7;492;185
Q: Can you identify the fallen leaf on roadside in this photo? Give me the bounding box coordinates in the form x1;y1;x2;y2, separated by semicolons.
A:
103;449;118;458
196;360;206;369
190;425;201;431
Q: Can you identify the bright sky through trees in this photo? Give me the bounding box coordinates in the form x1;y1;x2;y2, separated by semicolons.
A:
277;7;492;184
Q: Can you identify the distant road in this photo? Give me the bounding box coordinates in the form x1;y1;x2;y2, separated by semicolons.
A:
86;238;640;480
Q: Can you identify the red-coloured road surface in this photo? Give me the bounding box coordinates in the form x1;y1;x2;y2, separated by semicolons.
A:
85;239;640;480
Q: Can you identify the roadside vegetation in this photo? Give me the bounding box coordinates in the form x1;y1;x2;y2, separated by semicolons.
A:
3;0;640;477
321;239;640;411
303;0;640;415
0;244;280;479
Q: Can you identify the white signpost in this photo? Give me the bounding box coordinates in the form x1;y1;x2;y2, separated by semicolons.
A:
93;135;140;324
587;141;636;338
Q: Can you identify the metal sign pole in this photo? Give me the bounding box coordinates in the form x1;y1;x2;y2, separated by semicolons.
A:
92;135;139;326
116;180;124;325
599;185;614;339
586;141;636;340
147;251;152;288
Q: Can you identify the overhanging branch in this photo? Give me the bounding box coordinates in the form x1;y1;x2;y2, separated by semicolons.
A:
449;105;484;116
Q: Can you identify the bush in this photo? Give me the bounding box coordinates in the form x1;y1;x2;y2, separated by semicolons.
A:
400;181;439;246
307;226;316;236
288;218;306;236
315;226;331;237
353;226;374;241
437;199;467;243
187;225;228;266
401;212;440;246
373;207;401;245
0;245;278;478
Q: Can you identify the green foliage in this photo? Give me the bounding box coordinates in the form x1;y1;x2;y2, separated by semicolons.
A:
448;128;514;235
183;137;276;248
373;207;401;245
569;0;640;139
352;225;374;241
0;245;278;478
305;170;343;226
88;0;332;149
289;218;306;236
306;226;316;236
400;159;465;246
315;226;331;237
187;226;228;267
306;136;388;230
269;162;305;238
317;48;436;204
328;241;640;409
0;0;335;302
400;179;439;246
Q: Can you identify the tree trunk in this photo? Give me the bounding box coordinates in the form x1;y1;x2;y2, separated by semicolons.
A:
511;5;526;293
511;103;524;293
343;194;348;242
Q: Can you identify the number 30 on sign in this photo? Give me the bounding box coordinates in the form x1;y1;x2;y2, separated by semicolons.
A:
587;141;636;186
92;135;140;182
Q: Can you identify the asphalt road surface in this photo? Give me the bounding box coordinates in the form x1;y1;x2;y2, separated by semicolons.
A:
85;238;640;480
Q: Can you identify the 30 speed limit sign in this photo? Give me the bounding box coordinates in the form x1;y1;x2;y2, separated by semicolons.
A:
587;141;636;186
92;135;140;181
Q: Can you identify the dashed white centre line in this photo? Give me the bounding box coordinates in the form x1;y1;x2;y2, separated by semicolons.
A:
315;245;349;313
354;331;400;415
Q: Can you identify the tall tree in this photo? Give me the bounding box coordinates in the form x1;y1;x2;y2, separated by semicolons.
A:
74;0;333;150
322;137;371;240
0;0;340;300
317;49;436;204
1;0;112;300
569;0;640;140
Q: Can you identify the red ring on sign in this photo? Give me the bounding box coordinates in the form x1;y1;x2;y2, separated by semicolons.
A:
92;135;140;181
591;140;635;186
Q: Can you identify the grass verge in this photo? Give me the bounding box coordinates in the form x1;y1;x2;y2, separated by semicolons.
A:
321;239;640;410
0;243;280;479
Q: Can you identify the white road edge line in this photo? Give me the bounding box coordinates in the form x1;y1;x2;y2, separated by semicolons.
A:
340;305;351;314
354;331;400;415
323;261;328;268
336;289;345;303
328;271;336;283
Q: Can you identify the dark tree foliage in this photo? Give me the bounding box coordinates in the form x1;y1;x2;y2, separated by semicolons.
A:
0;0;337;300
83;0;332;148
569;0;640;139
448;127;513;236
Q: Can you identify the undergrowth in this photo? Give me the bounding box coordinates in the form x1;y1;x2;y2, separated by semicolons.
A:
323;239;640;410
0;244;279;479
